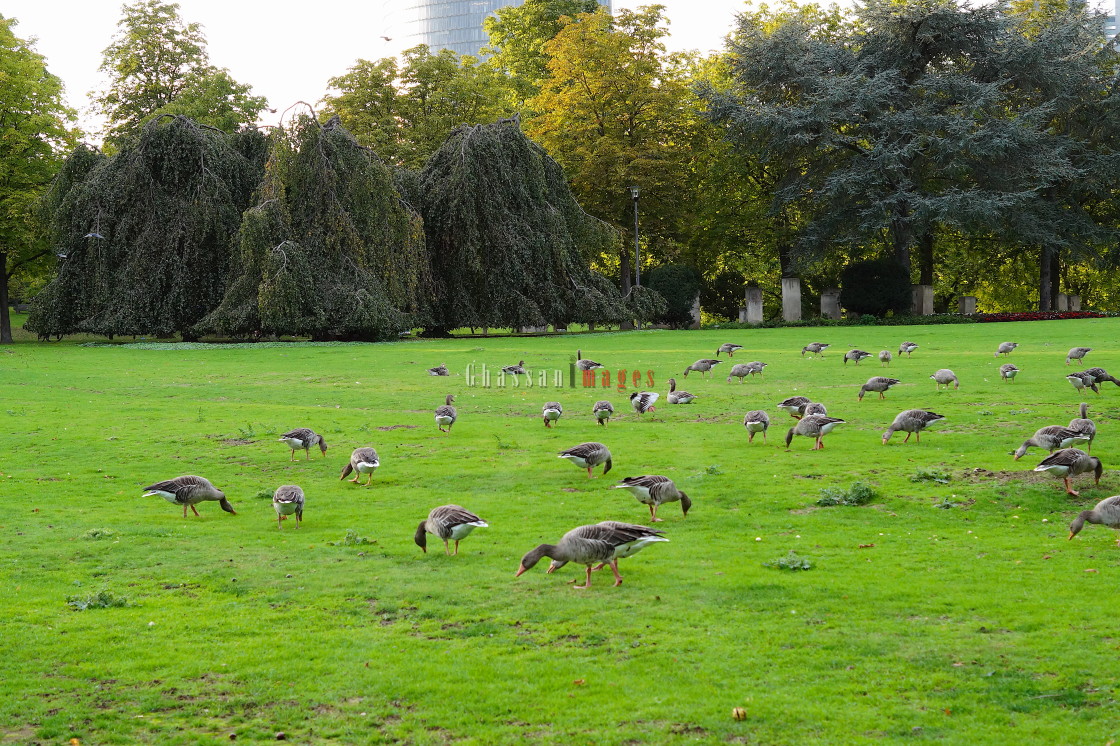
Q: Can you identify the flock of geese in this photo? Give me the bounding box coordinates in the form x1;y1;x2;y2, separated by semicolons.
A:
141;340;1120;590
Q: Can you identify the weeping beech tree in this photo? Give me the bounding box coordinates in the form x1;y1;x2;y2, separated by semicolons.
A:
27;116;265;340
202;114;431;340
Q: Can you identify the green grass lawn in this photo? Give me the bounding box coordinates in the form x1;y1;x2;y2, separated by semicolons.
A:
3;319;1120;744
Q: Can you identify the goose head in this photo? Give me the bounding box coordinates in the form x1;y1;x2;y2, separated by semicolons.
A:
414;520;429;553
516;544;558;576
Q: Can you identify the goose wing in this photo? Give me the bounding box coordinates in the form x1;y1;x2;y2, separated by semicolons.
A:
143;475;212;500
273;485;304;505
1036;448;1088;469
430;504;485;530
559;442;607;460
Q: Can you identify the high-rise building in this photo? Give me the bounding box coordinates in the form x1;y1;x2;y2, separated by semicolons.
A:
403;0;612;58
1105;0;1118;39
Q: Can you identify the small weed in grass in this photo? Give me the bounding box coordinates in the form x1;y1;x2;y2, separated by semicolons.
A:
911;468;951;484
81;528;116;540
934;496;964;509
329;529;375;546
237;422;256;438
493;434;519;450
706;464;723;475
66;589;132;611
253;490;273;500
817;481;877;506
765;551;814;571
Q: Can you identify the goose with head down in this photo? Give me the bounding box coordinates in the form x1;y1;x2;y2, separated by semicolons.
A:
785;415;845;450
515;521;668;589
279;428;327;461
143;475;235;518
995;342;1018;357
340;447;380;485
801;343;829;357
898;342;919;357
630;391;659;416
612;475;691;522
558;441;613;478
1068;495;1120;545
542;401;563;428
1013;426;1090;460
683;359;722;378
803;402;827;417
1067;347;1092;366
716;343;743;358
1034;448;1102;496
878;350;893;366
414;505;488;555
743;410;770;442
931;369;959;391
667;378;696;404
727;362;766;382
272;485;304;529
1000;363;1019;382
844;350;872;365
1083;367;1120;387
882;409;945;444
859;377;901;401
1067;371;1100;396
592;400;614;426
776;395;811;419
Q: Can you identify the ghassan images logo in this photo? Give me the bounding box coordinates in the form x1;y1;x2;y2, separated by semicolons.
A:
465;363;657;390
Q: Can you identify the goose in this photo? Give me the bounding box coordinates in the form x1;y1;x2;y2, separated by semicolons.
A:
882;409;945;444
785;415;845;450
427;363;449;376
272;485;304;529
542;401;563;427
776;395;811;419
593;400;614;426
1069;402;1096;453
995;342;1018;357
143;475;235;517
1067;372;1100;396
1083;367;1120;386
576;350;604;371
558;441;613;478
801;343;829;357
279;428;327;461
683;359;722;378
1066;347;1092;366
898;342;919;357
716;343;743;358
612;476;691;521
999;363;1020;382
727;362;766;382
930;369;959;391
435;394;457;432
667;378;697;404
743;410;770;442
1034;448;1102;496
878;350;893;366
1013;426;1090;460
630;391;659;416
502;360;528;375
340;447;380;485
803;402;828;417
414;505;488;555
859;377;901;401
1068;496;1120;545
843;350;872;365
515;521;668;589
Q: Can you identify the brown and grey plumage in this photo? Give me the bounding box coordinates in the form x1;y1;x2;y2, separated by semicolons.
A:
558;441;613;478
1034;448;1102;496
542;401;563;427
776;395;811;419
143;475;235;518
726;362;765;382
279;428;327;461
898;342;919;357
612;475;691;522
576;349;604;371
427;363;449;376
272;484;304;529
630;391;659;415
1067;371;1100;396
1066;347;1092;366
515;521;668;589
878;350;893;366
1068;495;1120;545
859;376;901;401
340;447;380;485
743;410;770;442
785;415;845;450
844;350;872;365
502;360;528;375
802;401;827;417
716;343;743;357
683;359;722;378
802;343;830;357
667;378;697;404
414;505;488;555
435;394;457;432
1083;367;1120;386
1013;426;1090;460
999;363;1019;382
1069;402;1096;453
882;409;945;444
931;369;959;390
593;400;614;426
995;342;1018;357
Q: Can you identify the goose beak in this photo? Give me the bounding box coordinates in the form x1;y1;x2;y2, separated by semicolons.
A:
1068;532;1076;540
515;564;527;577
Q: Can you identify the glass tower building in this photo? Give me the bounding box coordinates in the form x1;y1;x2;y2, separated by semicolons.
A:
403;0;612;58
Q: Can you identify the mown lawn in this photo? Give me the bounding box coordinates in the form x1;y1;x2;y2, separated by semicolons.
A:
3;319;1120;744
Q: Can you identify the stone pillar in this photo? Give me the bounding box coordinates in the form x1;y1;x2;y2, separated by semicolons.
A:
744;287;763;325
781;277;802;322
1069;295;1081;311
1055;293;1069;312
911;285;933;316
738;307;749;323
820;288;842;320
517;325;548;333
958;296;976;315
689;293;702;330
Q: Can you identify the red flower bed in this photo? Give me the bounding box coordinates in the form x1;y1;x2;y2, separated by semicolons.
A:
976;311;1106;322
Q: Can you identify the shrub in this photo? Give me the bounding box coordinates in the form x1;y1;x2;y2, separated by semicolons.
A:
329;529;375;546
839;258;912;316
646;264;702;328
816;481;877;507
764;551;814;571
701;270;747;322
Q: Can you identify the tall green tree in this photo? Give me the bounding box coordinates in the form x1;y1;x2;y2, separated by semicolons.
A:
0;15;78;344
92;0;266;147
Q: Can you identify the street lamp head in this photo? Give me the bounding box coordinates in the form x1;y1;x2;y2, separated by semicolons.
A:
629;185;640;200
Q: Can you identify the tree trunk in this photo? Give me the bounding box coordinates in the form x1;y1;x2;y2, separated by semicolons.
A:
918;230;934;286
0;253;11;344
620;246;632;296
1050;251;1060;309
1039;244;1053;311
891;216;913;277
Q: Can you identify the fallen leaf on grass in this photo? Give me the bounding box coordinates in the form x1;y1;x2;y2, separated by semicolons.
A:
859;543;875;549
1085;568;1099;573
573;679;585;686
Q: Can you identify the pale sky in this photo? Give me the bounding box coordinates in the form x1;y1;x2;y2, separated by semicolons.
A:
2;0;750;139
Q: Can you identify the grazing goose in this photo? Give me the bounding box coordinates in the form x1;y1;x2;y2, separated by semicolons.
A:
279;428;327;461
859;376;901;401
1068;495;1120;545
426;363;449;376
612;476;691;521
743;410;770;442
272;484;304;529
898;342;919;357
882;409;945;444
435;394;457;432
1083;367;1120;386
630;391;659;416
502;360;528;375
727;362;766;382
143;475;235;518
683;359;722;378
1034;448;1102;496
1069;402;1096;453
558;442;613;478
542;401;563;427
716;343;744;358
776;395;811;419
515;521;668;589
999;363;1020;382
803;402;828;417
576;349;604;371
414;505;488;555
801;343;829;357
1066;347;1092;366
995;342;1018;357
844;350;872;365
667;378;697;405
785;415;846;450
340;447;380;485
593;400;614;426
1013;426;1090;460
878;350;893;366
930;369;959;391
1067;372;1100;396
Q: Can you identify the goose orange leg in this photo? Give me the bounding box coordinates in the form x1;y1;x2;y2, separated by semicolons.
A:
609;560;623;586
573;565;594;589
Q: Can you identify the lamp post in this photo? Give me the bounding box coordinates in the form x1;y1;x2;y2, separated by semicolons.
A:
629;186;640;287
